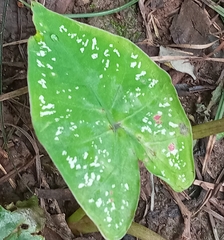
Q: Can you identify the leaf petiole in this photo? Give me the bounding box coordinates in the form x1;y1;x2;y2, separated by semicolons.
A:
18;0;139;18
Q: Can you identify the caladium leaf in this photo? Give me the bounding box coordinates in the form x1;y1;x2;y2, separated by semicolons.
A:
28;2;194;239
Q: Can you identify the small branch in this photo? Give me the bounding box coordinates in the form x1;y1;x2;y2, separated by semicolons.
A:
194;179;224;192
0;86;28;102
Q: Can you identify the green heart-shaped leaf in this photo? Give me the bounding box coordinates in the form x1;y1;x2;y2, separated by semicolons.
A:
28;2;194;239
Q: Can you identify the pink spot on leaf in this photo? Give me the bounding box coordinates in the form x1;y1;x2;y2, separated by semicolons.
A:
168;143;175;152
153;114;162;124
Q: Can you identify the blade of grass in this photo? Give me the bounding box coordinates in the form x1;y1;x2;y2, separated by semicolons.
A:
201;0;224;17
216;90;224;139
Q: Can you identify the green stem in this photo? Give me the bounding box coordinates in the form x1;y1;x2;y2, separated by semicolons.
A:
64;0;138;18
128;222;165;240
18;0;31;8
192;118;224;139
19;0;139;18
67;208;165;240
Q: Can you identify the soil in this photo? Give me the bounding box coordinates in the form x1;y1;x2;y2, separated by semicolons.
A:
1;0;224;239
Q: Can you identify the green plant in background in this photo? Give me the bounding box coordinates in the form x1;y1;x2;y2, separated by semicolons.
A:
0;196;45;240
202;0;224;18
27;1;194;239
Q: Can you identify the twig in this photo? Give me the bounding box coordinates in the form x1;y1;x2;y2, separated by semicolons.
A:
5;123;41;186
202;135;216;175
0;0;10;162
194;179;224;192
194;168;224;217
2;61;25;68
0;86;28;102
151;55;224;62
2;39;28;47
206;202;220;240
167;40;219;49
203;205;224;222
169;190;192;240
150;173;155;211
138;0;153;44
209;198;224;216
0;157;34;185
35;188;74;201
0;163;16;189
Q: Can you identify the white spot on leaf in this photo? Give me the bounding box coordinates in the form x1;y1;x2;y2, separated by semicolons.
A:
106;216;112;223
59;25;67;33
130;62;137;68
91;53;98;59
104;49;110;57
113;49;120;57
37;50;46;57
169;122;179;128
40;111;56;117
96;198;103;208
92;37;97;50
124;183;129;190
46;64;53;70
39;95;45;104
42;103;54;110
135;71;146;80
76;164;81;170
55;126;64;136
66;156;77;169
159;102;170;107
148;79;159;88
131;53;138;59
68;33;77;38
141;126;152;134
83;152;88;160
78;183;85;189
38;41;51;52
37;59;45;68
38;79;47;89
62;151;67;156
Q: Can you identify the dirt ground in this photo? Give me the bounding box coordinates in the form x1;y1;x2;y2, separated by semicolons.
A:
1;0;224;239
